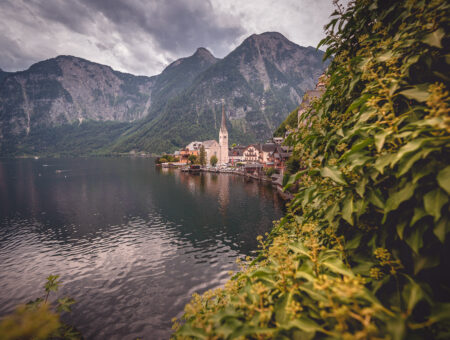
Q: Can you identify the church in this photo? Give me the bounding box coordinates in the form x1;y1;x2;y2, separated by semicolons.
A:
188;102;229;166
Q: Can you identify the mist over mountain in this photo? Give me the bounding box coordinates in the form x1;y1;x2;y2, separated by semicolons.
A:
0;32;327;156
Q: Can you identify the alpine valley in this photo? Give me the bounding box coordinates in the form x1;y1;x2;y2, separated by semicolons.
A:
0;32;327;156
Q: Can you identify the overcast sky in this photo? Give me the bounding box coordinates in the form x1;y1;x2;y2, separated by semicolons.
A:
0;0;343;76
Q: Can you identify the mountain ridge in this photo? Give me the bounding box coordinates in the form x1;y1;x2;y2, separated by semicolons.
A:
0;32;328;156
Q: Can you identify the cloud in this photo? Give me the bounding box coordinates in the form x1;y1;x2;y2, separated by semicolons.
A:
0;0;343;75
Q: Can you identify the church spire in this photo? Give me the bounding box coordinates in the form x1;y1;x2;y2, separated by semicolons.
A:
220;100;227;132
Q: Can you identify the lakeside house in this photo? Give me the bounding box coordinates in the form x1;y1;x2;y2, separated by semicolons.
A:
229;145;246;165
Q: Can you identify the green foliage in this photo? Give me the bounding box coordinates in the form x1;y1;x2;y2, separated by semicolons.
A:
199;145;206;166
156;154;179;164
0;275;81;340
210;155;218;167
172;0;450;338
188;154;198;164
273;107;299;137
264;167;276;177
1;120;133;157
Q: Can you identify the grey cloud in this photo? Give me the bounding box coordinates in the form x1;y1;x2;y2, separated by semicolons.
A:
0;0;341;75
82;0;245;56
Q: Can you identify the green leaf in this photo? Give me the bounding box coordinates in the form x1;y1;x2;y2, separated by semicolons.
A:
406;224;426;254
433;218;449;243
437;166;450;195
374;153;395;174
368;189;385;209
396;220;407;240
423;189;448;221
411;207;427;226
275;291;293;326
429;303;450;323
385;181;416;214
355;176;368;197
45;275;61;293
374;130;391;152
320;166;347;185
405;283;424;314
399;84;430;102
391;138;433;167
397;147;437;177
325;203;340;224
57;297;76;313
289;242;312;259
322;257;354;277
177;324;207;339
287;317;322;333
422;28;445;48
345;94;371;113
342;195;354;225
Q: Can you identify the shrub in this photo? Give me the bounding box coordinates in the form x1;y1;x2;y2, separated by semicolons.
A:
173;1;450;339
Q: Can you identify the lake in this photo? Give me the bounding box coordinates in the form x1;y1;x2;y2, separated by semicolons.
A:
0;157;284;339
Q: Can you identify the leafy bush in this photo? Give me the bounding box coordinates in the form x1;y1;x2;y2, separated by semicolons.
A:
172;0;450;339
265;167;276;177
210;155;218;167
0;275;81;340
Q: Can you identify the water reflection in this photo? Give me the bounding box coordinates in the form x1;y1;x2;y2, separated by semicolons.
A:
0;158;284;339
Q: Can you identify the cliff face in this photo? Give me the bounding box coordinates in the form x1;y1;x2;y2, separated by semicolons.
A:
0;32;328;155
0;56;156;138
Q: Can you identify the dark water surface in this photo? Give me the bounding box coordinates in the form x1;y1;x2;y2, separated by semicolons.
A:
0;158;284;339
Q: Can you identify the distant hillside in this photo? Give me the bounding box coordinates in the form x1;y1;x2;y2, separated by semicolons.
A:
0;32;328;156
113;32;328;153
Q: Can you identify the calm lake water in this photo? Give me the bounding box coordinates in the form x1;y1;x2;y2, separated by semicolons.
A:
0;157;284;339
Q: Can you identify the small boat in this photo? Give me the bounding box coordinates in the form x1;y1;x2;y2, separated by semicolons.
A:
161;162;169;168
181;167;189;172
188;165;201;173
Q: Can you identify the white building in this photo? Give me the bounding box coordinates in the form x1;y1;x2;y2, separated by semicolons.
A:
185;141;203;151
202;140;220;165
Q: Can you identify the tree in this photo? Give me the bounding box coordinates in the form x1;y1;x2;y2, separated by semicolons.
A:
188;154;197;164
199;145;206;166
264;167;276;177
210;155;218;167
231;143;237;148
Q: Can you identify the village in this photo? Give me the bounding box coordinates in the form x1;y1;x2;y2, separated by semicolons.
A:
155;99;293;198
156;79;326;199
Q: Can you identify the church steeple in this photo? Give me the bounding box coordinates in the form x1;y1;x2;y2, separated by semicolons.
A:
220;101;227;132
218;99;229;164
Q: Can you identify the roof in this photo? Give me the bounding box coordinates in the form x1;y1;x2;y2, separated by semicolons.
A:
262;143;277;152
185;141;203;150
229;147;245;156
202;140;219;148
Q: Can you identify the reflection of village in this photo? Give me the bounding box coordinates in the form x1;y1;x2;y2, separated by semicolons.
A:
160;165;284;217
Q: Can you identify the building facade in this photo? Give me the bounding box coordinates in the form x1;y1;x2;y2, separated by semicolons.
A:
202;140;220;165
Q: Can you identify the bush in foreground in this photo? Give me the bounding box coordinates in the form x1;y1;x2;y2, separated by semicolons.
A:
173;0;449;339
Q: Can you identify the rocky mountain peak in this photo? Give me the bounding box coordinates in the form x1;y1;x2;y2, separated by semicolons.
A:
193;47;216;61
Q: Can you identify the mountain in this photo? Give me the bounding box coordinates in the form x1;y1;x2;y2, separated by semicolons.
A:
0;68;10;84
0;32;327;156
113;32;327;153
0;56;155;135
150;47;218;112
